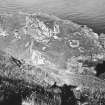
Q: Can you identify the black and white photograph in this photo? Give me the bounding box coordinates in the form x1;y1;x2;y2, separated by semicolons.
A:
0;0;105;105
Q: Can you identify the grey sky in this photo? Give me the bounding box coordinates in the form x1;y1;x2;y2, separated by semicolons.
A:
0;0;105;33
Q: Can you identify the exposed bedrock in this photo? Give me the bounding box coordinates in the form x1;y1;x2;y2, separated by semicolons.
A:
0;12;105;86
0;12;105;105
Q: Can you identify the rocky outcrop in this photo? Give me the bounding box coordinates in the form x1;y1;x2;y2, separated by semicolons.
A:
0;12;105;105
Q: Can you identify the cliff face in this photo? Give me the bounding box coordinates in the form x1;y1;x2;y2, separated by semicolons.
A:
0;12;105;105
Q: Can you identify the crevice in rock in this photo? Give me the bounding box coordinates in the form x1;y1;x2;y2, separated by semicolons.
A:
95;61;105;77
60;85;78;105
